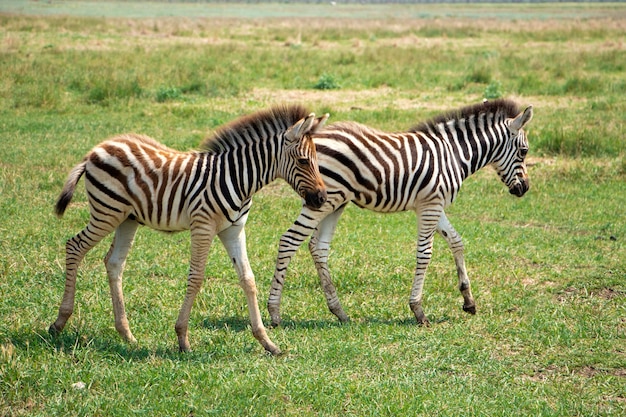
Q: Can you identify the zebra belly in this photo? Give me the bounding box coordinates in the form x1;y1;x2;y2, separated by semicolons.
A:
351;195;412;213
127;210;191;232
320;174;414;213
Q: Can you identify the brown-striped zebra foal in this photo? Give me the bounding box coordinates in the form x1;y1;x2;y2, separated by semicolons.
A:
268;99;533;327
50;105;328;355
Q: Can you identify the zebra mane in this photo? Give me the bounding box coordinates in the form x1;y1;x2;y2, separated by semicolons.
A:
199;104;311;153
409;98;521;133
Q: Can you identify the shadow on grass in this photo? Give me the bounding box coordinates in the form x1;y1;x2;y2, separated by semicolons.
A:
200;315;252;332
202;315;349;331
7;312;454;362
6;325;232;362
272;313;452;329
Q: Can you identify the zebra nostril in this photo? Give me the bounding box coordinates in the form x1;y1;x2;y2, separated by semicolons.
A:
304;190;327;208
318;190;327;205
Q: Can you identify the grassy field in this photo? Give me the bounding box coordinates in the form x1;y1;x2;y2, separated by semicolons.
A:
1;2;625;416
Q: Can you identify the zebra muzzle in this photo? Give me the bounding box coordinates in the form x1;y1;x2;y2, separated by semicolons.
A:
304;189;327;208
509;178;529;197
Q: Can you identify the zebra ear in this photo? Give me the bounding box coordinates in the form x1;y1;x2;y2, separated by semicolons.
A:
310;113;330;134
285;113;317;143
509;105;533;135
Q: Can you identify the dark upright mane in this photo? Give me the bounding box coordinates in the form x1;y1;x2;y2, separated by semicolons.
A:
409;99;521;133
199;105;310;153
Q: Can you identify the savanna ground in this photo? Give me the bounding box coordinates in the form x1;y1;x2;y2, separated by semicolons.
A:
0;1;625;416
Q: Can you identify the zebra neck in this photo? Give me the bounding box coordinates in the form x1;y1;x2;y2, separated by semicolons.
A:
208;136;281;200
448;113;508;179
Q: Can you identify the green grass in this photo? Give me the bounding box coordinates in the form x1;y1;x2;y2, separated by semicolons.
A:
1;3;625;416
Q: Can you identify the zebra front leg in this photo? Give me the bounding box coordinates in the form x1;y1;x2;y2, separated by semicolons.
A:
175;224;215;353
409;209;441;326
104;219;139;344
309;206;349;323
267;236;297;328
268;208;324;327
437;214;476;315
219;224;280;355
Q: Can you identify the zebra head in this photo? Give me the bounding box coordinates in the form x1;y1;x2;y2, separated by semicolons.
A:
493;105;534;197
281;113;329;208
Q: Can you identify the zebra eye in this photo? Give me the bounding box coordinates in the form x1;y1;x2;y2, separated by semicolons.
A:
297;158;310;167
519;148;528;158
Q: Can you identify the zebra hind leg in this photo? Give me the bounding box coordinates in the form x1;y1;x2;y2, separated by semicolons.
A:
409;209;443;326
309;206;349;323
104;218;139;344
175;225;215;353
437;214;476;315
50;218;119;336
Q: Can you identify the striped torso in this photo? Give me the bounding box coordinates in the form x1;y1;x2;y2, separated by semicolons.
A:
313;123;471;213
84;134;253;232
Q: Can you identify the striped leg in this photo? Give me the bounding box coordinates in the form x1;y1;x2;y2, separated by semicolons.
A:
268;206;328;327
409;207;443;325
49;216;122;336
219;223;280;355
436;214;476;315
175;223;216;353
308;205;349;323
104;218;139;344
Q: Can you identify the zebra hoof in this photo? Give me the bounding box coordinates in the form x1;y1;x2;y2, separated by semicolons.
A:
269;318;281;328
463;304;477;315
417;317;430;327
334;311;350;324
410;302;430;326
48;324;62;336
263;341;282;356
267;346;283;357
178;341;192;353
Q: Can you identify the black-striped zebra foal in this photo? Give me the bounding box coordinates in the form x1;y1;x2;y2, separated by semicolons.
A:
268;99;533;327
50;105;328;355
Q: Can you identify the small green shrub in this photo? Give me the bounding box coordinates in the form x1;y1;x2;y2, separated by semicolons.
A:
87;85;108;104
155;86;182;103
484;80;503;99
313;73;340;90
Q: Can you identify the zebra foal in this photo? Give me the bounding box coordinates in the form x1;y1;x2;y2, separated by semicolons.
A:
268;99;533;327
50;105;328;355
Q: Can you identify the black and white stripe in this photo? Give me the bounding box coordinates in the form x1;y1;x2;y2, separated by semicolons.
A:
50;105;328;355
267;99;533;327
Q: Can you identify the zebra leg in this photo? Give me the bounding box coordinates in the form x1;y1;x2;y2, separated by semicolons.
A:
175;223;215;353
309;205;349;323
268;207;326;327
219;224;280;356
437;214;476;315
104;218;139;344
409;208;441;326
49;217;119;335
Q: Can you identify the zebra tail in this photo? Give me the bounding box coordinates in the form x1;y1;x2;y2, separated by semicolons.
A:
55;159;87;218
